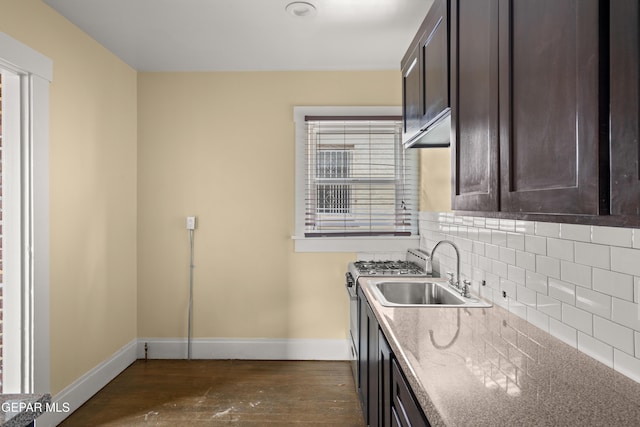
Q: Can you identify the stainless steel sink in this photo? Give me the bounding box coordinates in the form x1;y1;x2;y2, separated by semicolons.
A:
369;280;492;308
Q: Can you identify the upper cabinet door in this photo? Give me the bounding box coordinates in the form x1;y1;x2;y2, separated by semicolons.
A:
450;0;499;211
498;0;602;214
401;44;422;143
421;0;449;127
402;0;451;148
610;0;640;216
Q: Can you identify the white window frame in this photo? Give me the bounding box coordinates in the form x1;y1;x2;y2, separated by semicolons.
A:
293;106;419;253
0;32;51;394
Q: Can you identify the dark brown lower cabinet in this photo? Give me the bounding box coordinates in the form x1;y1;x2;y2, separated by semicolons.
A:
359;288;429;427
379;330;393;427
358;287;378;426
391;359;430;427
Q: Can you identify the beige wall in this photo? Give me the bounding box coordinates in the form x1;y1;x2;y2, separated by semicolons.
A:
0;0;138;394
137;71;400;339
419;148;452;212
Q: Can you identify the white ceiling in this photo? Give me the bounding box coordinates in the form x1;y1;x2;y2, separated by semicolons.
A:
42;0;433;72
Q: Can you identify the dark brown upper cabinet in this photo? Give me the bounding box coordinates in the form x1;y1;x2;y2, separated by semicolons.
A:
402;0;450;148
610;0;640;216
498;0;602;215
402;44;422;142
450;0;499;211
447;0;640;224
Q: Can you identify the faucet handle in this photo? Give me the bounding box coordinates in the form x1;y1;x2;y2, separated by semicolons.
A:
462;280;472;298
446;271;456;286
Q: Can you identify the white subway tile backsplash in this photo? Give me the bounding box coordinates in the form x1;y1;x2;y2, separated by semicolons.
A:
537;255;561;279
535;222;560;238
527;307;550;332
547;238;574;262
516;284;537;307
525;235;547;255
461;216;474;227
472;240;485;256
486;218;500;229
500;219;516;232
494;289;509;309
560;223;591;242
508;265;526;285
485;272;500;290
593;317;635;355
515;220;535;235
611;298;640;331
479;228;492;243
526;270;548;294
492;230;507;247
576;287;611;319
548;278;576;304
516;251;536;271
507;232;525;251
550;318;578;347
499;247;516;265
611;246;640;276
492;260;508;278
501;278;518;300
560;260;592;289
479;255;493;273
578;332;614;368
592;226;633;248
613;350;640;383
592;268;634;301
420;212;640;385
509;298;528;320
457;237;473;253
486;244;500;260
574;242;610;270
562;304;593;334
537;294;562;320
473;217;486;228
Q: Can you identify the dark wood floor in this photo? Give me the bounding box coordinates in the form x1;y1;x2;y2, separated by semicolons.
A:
60;360;365;426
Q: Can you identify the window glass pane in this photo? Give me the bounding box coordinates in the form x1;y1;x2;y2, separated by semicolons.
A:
304;118;418;237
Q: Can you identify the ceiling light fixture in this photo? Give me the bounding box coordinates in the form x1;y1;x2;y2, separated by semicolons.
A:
285;1;317;18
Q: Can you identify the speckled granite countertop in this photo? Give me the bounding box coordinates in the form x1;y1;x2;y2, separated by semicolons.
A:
359;276;640;426
0;394;51;427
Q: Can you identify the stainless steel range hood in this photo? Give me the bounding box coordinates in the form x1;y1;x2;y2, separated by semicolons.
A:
403;108;451;149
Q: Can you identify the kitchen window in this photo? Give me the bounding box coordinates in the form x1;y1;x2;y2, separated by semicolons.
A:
293;107;419;252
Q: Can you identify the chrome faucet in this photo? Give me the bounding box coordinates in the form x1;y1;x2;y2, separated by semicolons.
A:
430;240;462;294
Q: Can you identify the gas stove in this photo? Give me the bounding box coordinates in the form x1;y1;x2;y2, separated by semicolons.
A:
347;248;432;280
352;260;426;276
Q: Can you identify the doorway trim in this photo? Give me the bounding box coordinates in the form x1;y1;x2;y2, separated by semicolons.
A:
0;31;51;394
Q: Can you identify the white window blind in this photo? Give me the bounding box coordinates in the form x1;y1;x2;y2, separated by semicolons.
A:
304;116;418;237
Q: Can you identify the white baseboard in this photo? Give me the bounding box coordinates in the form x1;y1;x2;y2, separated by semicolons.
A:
137;337;351;361
36;338;137;427
35;337;349;426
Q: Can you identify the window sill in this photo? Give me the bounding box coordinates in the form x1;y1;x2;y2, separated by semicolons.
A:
292;235;420;253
